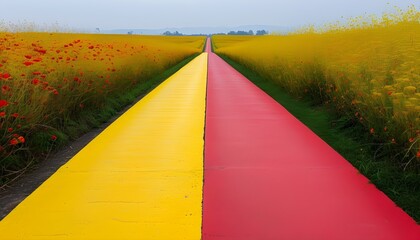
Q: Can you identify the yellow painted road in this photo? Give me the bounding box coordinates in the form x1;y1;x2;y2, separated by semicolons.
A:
0;53;208;240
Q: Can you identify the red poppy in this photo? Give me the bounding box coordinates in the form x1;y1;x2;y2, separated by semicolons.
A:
34;48;47;54
0;63;3;67
25;55;32;59
11;113;19;118
33;71;41;75
17;136;25;143
52;89;59;95
56;50;61;53
0;99;8;108
2;73;11;79
33;57;42;62
0;111;5;117
32;78;40;85
2;85;10;92
24;61;34;66
88;45;94;49
417;150;420;158
370;128;375;134
7;128;13;132
9;138;19;146
409;138;415;143
51;135;57;141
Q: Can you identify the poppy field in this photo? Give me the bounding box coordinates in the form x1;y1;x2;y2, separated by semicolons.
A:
0;32;205;183
212;7;419;167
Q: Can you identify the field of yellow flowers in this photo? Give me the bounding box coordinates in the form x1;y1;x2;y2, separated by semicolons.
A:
212;7;419;167
0;32;205;182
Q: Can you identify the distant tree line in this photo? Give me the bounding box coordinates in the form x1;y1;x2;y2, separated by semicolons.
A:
162;31;183;36
227;30;268;35
161;29;269;36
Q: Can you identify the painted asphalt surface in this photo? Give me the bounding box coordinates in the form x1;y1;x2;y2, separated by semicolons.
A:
0;39;418;239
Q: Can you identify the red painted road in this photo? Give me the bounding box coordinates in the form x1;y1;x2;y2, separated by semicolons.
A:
202;39;420;240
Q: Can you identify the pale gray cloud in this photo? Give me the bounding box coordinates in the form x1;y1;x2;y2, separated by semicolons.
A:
1;0;418;30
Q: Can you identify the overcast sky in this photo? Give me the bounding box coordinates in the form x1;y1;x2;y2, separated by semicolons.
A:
1;0;418;30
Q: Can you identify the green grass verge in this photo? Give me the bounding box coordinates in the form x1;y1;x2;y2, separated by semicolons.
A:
0;53;200;187
218;54;420;223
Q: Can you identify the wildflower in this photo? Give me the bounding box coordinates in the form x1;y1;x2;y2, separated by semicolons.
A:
24;61;34;66
8;128;13;132
24;55;32;59
52;89;59;95
9;138;19;146
417;150;420;158
33;71;41;75
409;138;415;143
11;113;19;118
370;128;375;134
2;73;11;79
0;111;5;117
2;85;10;92
51;135;57;141
32;78;40;85
17;136;25;143
0;99;8;108
34;49;47;54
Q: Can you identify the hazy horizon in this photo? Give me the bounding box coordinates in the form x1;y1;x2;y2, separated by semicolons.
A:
1;0;418;32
